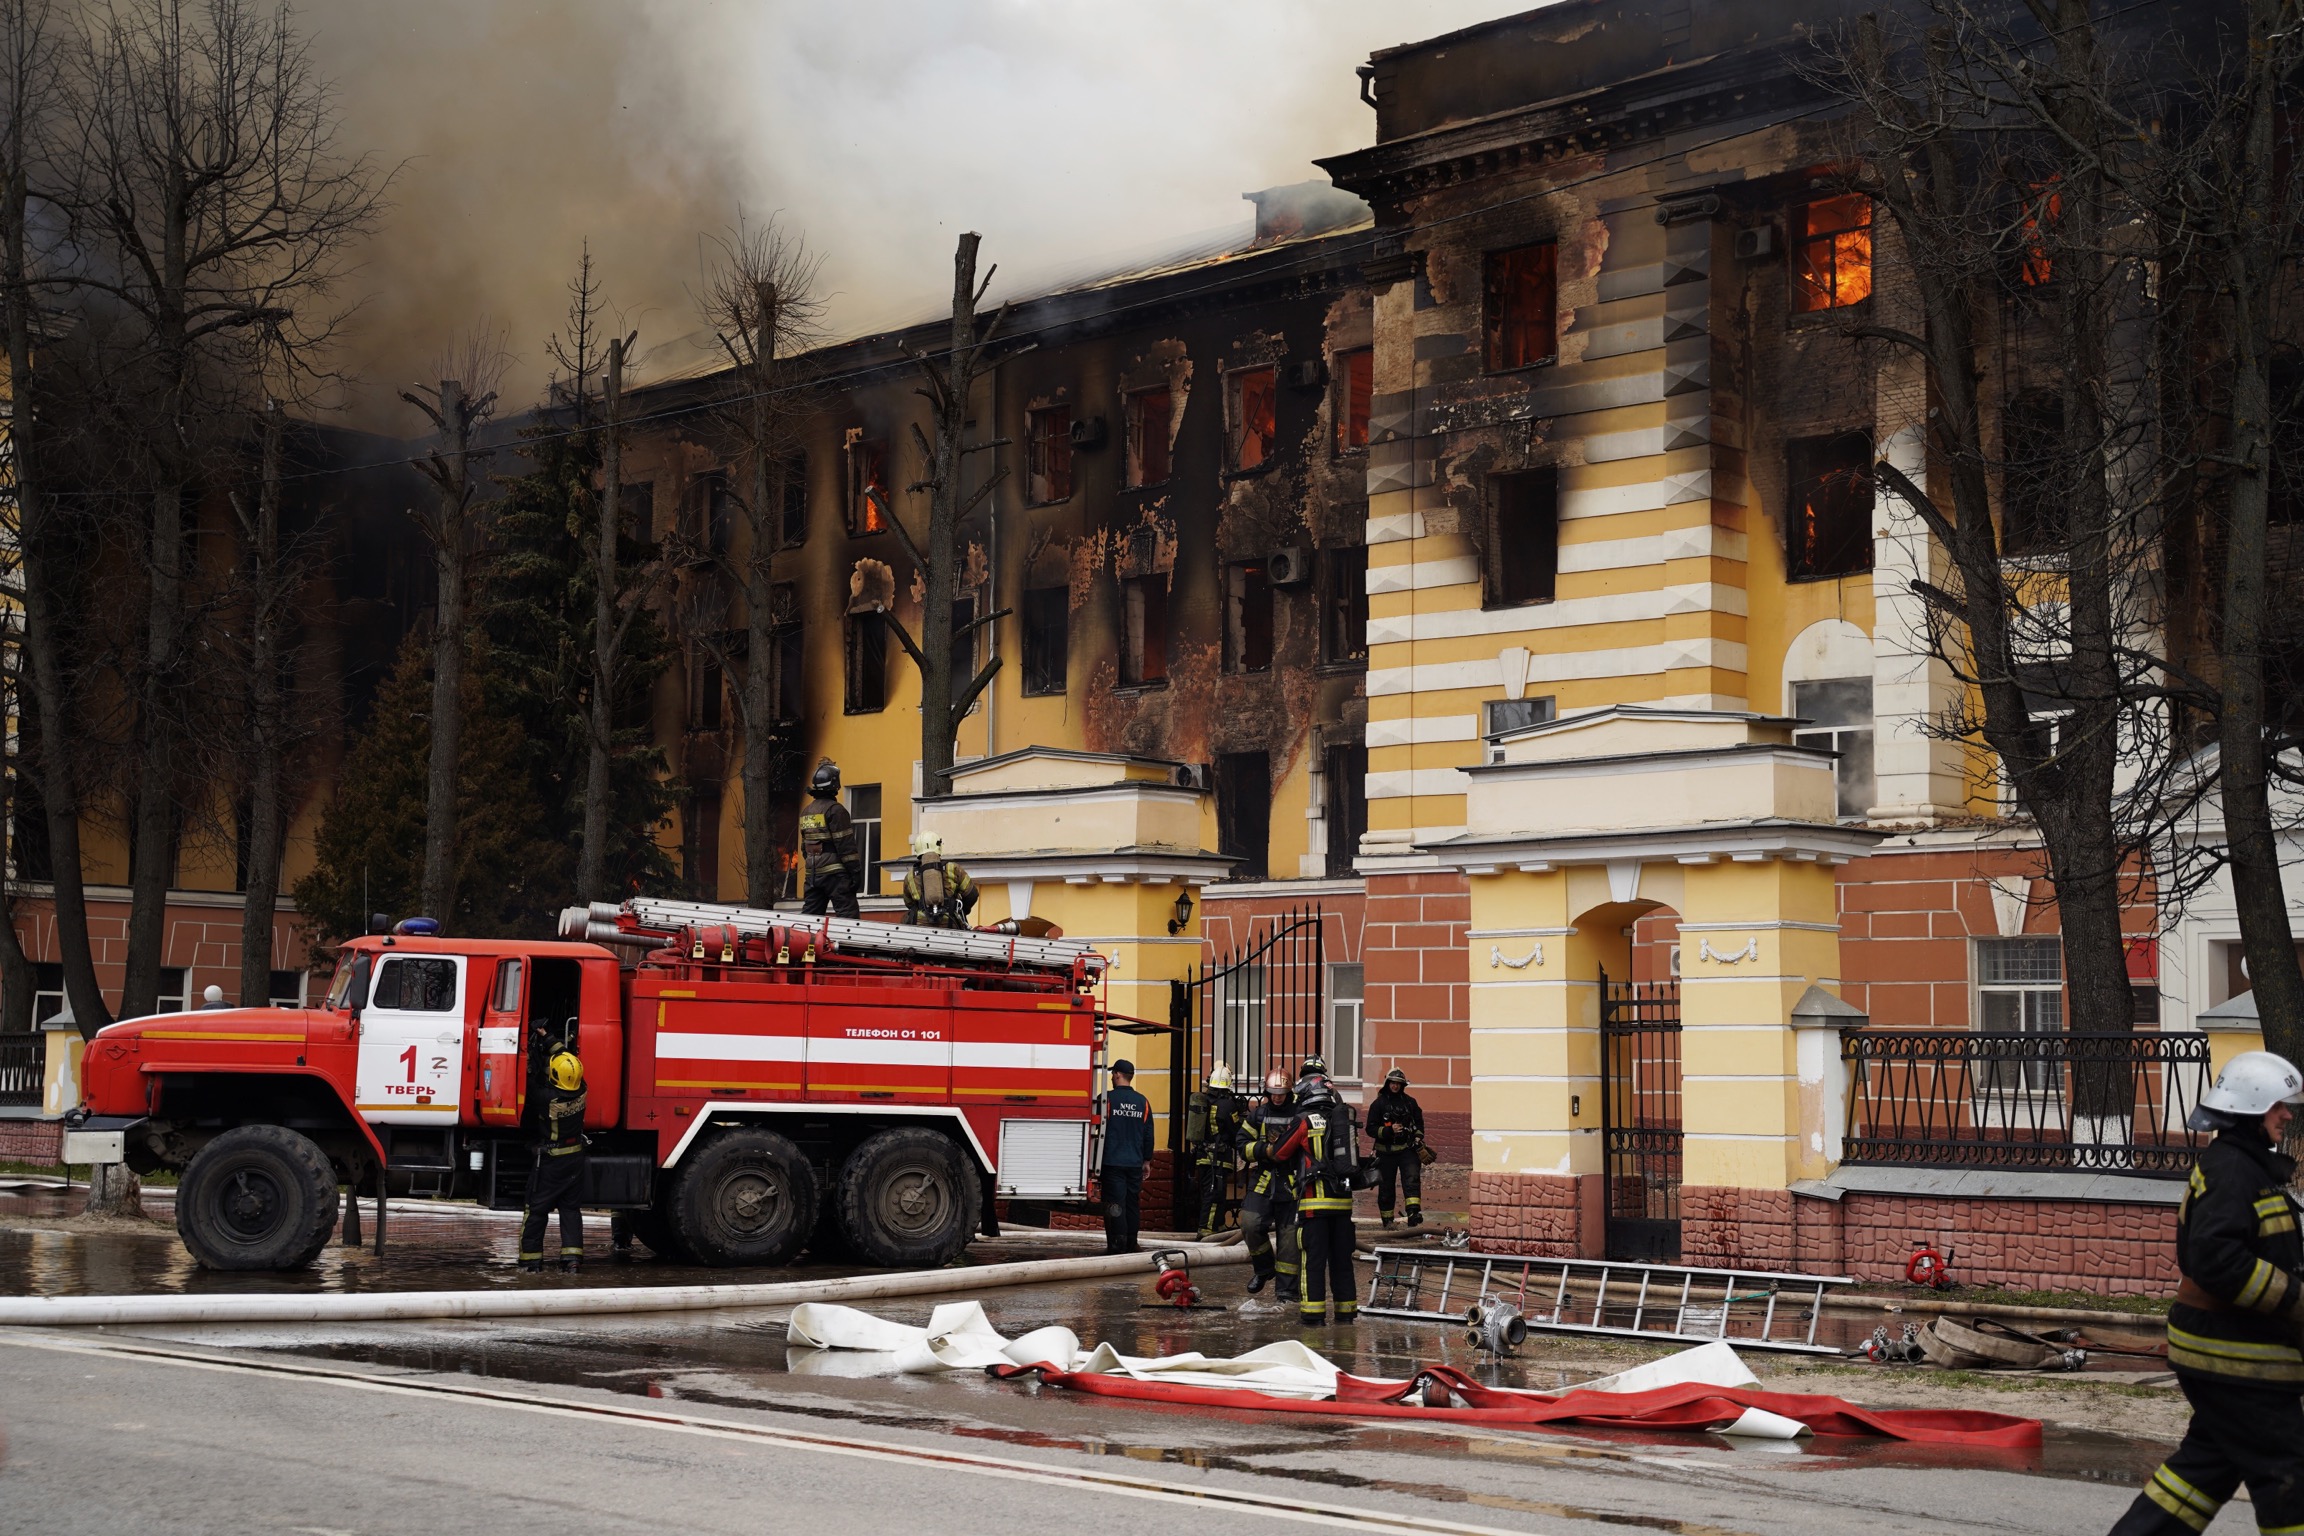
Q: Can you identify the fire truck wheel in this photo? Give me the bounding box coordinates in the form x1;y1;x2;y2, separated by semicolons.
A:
176;1125;339;1271
625;1201;690;1262
837;1128;981;1269
667;1127;818;1266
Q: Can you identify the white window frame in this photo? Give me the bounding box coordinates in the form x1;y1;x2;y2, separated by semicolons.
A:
1327;962;1365;1082
1971;936;2067;1112
846;784;884;892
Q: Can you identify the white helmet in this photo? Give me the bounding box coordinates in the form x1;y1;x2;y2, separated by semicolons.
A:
2200;1050;2304;1118
1208;1062;1234;1091
912;831;943;857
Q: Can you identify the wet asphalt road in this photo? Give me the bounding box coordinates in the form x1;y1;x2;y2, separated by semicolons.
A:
0;1180;2207;1534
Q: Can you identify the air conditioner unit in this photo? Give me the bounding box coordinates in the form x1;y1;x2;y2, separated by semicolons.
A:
1286;359;1326;391
1267;546;1314;587
1069;414;1108;450
1734;223;1778;261
1173;762;1213;792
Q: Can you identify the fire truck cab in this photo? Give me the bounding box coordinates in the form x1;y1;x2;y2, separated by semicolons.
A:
72;899;1110;1272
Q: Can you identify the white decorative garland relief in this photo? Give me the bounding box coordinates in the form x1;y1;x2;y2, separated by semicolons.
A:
1697;936;1759;965
1488;942;1543;970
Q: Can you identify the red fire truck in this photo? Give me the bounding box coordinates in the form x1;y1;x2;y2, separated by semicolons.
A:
69;898;1110;1272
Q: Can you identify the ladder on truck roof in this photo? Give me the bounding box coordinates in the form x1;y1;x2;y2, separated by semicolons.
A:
594;896;1108;978
1362;1246;1852;1355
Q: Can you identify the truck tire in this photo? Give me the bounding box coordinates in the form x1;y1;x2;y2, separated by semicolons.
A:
176;1125;339;1271
837;1127;980;1269
625;1201;690;1262
667;1127;817;1266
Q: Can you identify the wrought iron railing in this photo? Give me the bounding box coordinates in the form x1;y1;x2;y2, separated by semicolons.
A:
1842;1028;2212;1178
0;1032;43;1108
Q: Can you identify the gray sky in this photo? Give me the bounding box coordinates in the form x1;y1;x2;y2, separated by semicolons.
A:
309;0;1522;421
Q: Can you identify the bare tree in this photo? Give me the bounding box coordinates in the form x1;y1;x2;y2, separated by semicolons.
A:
873;232;1009;801
694;216;824;904
68;0;380;1017
401;328;505;926
227;397;286;1006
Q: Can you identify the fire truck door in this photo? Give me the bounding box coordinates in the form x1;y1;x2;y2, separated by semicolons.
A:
477;957;525;1126
356;953;466;1126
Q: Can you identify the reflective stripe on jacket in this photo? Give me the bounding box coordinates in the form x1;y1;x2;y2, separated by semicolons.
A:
2167;1128;2304;1387
800;796;862;878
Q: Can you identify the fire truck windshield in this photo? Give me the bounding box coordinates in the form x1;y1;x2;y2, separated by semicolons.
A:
323;950;363;1010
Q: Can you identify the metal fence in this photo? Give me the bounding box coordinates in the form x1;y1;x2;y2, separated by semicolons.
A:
1842;1028;2213;1177
0;1033;42;1108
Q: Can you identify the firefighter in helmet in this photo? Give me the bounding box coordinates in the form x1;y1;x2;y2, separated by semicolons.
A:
2108;1050;2304;1535
519;1046;588;1273
1184;1062;1246;1240
1368;1067;1429;1228
799;760;864;918
1281;1069;1362;1326
902;832;979;929
1236;1069;1303;1302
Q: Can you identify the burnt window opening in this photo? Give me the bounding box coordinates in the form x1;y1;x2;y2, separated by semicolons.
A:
1785;432;1875;580
1126;386;1172;488
1484;467;1560;608
1322;742;1368;879
1119;573;1169;688
1026;405;1075;505
686;787;722;898
1792;194;1874;313
2015;182;2060;288
769;583;803;723
695;470;734;557
691;645;728;731
778;454;808;547
845;436;888;535
1215;751;1271;882
1483;241;1558;372
1225;561;1274;674
1318;545;1368;665
844;609;888;713
618;481;655;547
1022;586;1068;696
2000;391;2068;556
1334;347;1373;455
1227;366;1278;473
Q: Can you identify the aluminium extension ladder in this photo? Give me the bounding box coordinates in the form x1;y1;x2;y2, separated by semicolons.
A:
597;896;1109;978
1362;1245;1854;1355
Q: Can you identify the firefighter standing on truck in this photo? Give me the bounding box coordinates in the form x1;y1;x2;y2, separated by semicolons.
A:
1099;1059;1156;1255
1185;1062;1245;1240
519;1046;588;1274
902;832;979;928
2108;1050;2304;1536
1368;1067;1428;1229
800;760;864;918
1280;1066;1362;1326
1237;1069;1303;1302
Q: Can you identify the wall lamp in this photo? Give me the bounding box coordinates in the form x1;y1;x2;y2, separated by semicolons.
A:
1167;888;1196;935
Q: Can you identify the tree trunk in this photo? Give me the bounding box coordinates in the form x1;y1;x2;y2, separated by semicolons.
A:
917;235;978;801
238;404;287;1008
121;475;183;1022
578;342;624;903
421;380;469;925
742;282;779;908
82;1160;143;1219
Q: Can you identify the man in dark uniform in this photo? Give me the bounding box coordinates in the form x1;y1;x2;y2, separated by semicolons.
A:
902;832;979;928
1099;1059;1155;1255
1237;1069;1302;1303
1368;1067;1428;1228
1185;1062;1245;1240
2109;1050;2304;1535
518;1046;588;1273
799;759;864;918
1282;1070;1362;1327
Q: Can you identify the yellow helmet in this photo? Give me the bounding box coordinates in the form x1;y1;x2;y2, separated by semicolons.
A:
548;1050;584;1092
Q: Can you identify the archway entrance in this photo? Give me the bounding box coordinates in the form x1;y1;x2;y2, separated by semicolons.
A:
1588;903;1683;1261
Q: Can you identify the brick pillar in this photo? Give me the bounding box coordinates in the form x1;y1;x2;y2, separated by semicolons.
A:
1360;870;1470;1157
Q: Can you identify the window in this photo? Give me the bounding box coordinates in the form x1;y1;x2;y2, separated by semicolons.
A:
844;610;887;712
1792;194;1873;313
697;471;733;557
778;454;808;547
1215;969;1266;1081
155;968;188;1016
1227;366;1277;473
268;970;306;1008
1484;241;1558;371
1485;696;1557;739
618;482;655;546
1119;574;1168;687
2000;389;2066;555
371;958;457;1013
492;959;523;1014
29;962;61;1026
1328;963;1365;1080
687;788;722;898
1126;387;1172;487
1334;348;1373;455
1785;432;1874;580
1975;936;2064;1094
1216;751;1270;881
845;435;888;534
1323;742;1367;878
845;784;882;891
769;584;804;722
1484;467;1560;608
1225;561;1274;673
692;648;726;731
1791;677;1875;819
2015;180;2060;288
1022;586;1068;696
1317;547;1368;665
1026;405;1074;505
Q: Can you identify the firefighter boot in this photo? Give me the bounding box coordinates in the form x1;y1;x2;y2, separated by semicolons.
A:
1380;1212;1395;1229
518;1255;545;1274
1406;1203;1423;1229
559;1248;583;1274
1246;1268;1271;1294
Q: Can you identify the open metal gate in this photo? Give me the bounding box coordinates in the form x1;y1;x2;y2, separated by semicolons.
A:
1600;969;1682;1262
1168;906;1324;1226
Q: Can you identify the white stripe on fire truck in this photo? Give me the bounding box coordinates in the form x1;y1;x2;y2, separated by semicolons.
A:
651;1033;1091;1073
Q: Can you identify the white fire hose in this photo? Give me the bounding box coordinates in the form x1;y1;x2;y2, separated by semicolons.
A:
0;1240;1247;1328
